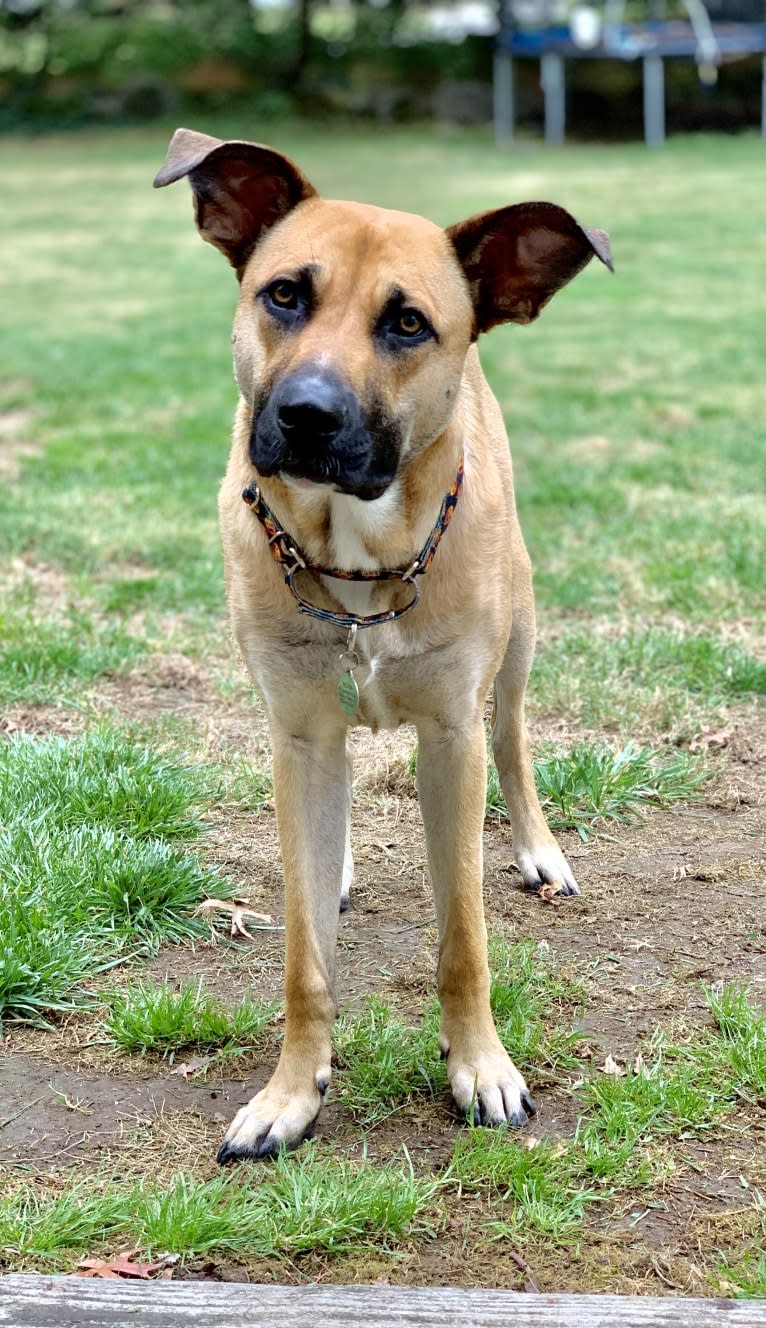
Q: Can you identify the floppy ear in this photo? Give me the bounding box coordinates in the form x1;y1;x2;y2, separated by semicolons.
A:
446;202;612;334
153;127;317;274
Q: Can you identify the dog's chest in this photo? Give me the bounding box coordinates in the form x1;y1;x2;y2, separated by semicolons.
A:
321;490;397;619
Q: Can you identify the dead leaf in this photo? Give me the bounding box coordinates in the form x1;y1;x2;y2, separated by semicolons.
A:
169;1056;210;1080
689;728;731;754
632;1052;645;1075
600;1053;625;1077
523;1134;541;1150
538;882;563;904
74;1250;179;1280
195;897;274;940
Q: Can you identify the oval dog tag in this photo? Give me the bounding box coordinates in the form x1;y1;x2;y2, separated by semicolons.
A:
337;670;360;716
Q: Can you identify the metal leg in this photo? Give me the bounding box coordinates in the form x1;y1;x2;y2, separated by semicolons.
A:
643;53;665;147
494;49;515;148
541;52;566;145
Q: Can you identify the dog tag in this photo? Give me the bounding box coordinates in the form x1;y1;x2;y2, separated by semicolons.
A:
337;669;360;716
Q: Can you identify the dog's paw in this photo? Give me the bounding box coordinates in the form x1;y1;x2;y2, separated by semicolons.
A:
217;1073;328;1164
444;1039;536;1128
515;842;580;898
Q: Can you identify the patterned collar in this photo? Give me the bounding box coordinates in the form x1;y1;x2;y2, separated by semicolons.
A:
242;456;464;631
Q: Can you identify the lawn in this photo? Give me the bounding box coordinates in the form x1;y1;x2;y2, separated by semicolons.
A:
0;123;764;1296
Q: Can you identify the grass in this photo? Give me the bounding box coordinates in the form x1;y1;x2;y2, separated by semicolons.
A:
334;939;584;1126
533;742;704;840
719;1231;766;1300
105;979;275;1055
0;1149;441;1265
450;1131;601;1239
444;983;766;1245
575;985;766;1168
705;984;766;1103
334;998;444;1126
488;937;586;1071
1;981;763;1269
0;727;216;839
0;600;143;707
0;730;229;1025
531;625;766;737
479;738;704;838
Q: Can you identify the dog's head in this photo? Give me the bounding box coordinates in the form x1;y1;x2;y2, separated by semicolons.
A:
155;128;611;501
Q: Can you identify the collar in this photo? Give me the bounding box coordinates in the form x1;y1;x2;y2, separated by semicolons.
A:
242;456;464;631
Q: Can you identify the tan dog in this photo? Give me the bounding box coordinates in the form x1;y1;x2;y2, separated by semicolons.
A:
155;129;611;1162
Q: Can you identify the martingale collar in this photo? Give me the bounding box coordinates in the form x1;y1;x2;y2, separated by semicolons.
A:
242;456;464;631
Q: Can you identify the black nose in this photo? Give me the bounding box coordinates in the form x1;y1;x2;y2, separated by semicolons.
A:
276;373;348;445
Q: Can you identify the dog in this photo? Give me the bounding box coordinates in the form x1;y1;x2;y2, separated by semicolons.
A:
154;128;611;1162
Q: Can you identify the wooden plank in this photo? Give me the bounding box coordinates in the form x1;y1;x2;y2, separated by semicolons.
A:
1;1276;765;1327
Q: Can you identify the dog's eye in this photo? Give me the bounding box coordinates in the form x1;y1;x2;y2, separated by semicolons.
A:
376;298;436;351
269;281;299;309
397;310;424;337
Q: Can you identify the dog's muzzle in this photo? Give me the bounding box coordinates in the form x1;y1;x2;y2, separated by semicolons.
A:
250;368;400;501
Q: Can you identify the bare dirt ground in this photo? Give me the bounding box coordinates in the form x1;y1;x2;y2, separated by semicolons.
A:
1;657;764;1293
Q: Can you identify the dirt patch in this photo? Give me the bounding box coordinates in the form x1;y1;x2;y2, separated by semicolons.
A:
0;1051;232;1172
1;556;72;610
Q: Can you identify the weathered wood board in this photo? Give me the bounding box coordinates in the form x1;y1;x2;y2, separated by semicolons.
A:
1;1276;765;1327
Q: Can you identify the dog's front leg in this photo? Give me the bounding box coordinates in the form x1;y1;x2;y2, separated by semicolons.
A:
416;716;536;1128
218;725;347;1163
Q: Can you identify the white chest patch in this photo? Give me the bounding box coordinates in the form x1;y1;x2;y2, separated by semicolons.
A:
322;482;402;616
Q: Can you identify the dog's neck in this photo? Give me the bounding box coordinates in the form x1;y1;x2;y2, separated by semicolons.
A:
237;401;463;576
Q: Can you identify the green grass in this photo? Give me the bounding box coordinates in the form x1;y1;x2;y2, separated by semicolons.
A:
0;1149;441;1264
1;983;764;1268
0;600;143;707
334;939;584;1126
719;1228;766;1300
531;625;766;737
484;739;704;839
105;979;275;1055
0;730;228;1025
579;1046;726;1143
445;982;766;1245
450;1131;601;1238
705;984;766;1103
488;937;586;1071
575;986;766;1167
0;727;216;839
535;742;704;840
334;998;444;1126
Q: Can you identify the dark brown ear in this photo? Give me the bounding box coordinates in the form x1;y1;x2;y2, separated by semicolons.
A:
154;127;317;273
446;202;612;334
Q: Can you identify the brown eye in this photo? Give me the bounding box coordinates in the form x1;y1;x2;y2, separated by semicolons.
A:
270;281;298;308
397;310;424;336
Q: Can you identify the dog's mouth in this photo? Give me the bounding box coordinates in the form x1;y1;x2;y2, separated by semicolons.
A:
249;369;401;502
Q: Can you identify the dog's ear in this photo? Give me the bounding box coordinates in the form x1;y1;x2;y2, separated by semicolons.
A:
446;203;612;334
154;127;317;273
